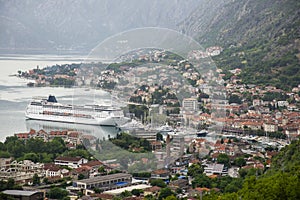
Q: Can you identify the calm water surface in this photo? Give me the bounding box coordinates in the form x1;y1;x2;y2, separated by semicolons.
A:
0;54;117;142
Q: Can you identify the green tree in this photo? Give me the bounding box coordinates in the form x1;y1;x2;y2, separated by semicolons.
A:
234;157;246;167
32;173;40;185
23;153;39;163
150;179;167;188
187;163;204;177
217;153;230;168
228;94;242;104
43;178;49;184
0;151;10;158
156;133;163;141
98;166;106;174
0;193;15;200
26;138;45;153
93;188;103;194
47;187;69;199
120;190;132;198
6;139;26;158
192;174;211;188
78;174;85;180
158;188;174;200
46;137;67;154
131;189;142;196
165;195;178;200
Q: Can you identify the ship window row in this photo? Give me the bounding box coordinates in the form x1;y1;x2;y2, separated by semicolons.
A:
30;102;42;106
44;105;72;110
42;111;93;119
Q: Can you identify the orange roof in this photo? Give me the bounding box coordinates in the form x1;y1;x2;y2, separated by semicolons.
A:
242;121;263;126
81;160;103;167
74;166;92;173
15;133;29;139
68;131;79;138
29;129;36;135
209;175;218;179
195;187;210;192
144;186;161;192
152;169;169;175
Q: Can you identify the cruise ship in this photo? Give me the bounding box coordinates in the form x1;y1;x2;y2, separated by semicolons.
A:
25;95;128;126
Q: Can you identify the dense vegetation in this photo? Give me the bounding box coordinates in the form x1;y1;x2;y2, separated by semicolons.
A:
110;132;151;153
0;136;91;163
93;137;157;172
185;0;300;90
201;139;300;199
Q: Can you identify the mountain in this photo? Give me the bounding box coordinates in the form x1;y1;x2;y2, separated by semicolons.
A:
0;0;201;54
180;0;300;90
1;0;299;89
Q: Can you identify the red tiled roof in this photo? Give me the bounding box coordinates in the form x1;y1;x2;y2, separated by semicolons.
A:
74;166;92;173
81;160;103;167
195;187;210;192
92;193;114;199
15;133;29;139
44;163;60;171
68;131;80;138
29;129;36;135
152;169;169;175
144;186;161;192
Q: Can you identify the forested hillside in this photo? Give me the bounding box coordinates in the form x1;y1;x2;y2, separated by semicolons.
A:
181;0;300;90
202;139;300;200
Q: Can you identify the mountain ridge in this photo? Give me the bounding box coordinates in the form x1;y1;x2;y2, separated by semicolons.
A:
179;0;300;90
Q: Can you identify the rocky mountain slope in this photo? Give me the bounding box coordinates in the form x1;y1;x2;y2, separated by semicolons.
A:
0;0;200;53
180;0;300;89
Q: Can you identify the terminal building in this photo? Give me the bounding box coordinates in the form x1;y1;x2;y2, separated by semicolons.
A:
73;173;132;191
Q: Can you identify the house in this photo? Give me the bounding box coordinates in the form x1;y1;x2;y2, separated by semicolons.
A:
151;169;170;180
143;186;161;197
81;160;106;175
67;131;81;145
44;163;70;178
150;141;162;151
0;160;44;185
73;166;91;179
49;130;68;139
263;122;278;132
54;156;88;168
189;187;211;197
169;178;189;191
91;193;114;200
35;129;49;142
203;163;227;176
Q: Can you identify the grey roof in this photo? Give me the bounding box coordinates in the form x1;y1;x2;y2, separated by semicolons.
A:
2;190;40;196
76;173;132;184
204;163;225;173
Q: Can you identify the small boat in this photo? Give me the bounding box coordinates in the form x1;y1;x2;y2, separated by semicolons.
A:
196;130;208;137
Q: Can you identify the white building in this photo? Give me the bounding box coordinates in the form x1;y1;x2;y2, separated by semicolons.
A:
182;98;198;112
204;163;227;176
263;123;278;132
54;156;88;169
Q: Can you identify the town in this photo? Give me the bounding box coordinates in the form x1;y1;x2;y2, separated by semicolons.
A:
1;48;299;200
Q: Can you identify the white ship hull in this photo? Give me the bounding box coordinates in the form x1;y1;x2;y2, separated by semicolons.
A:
25;95;126;126
25;113;115;126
